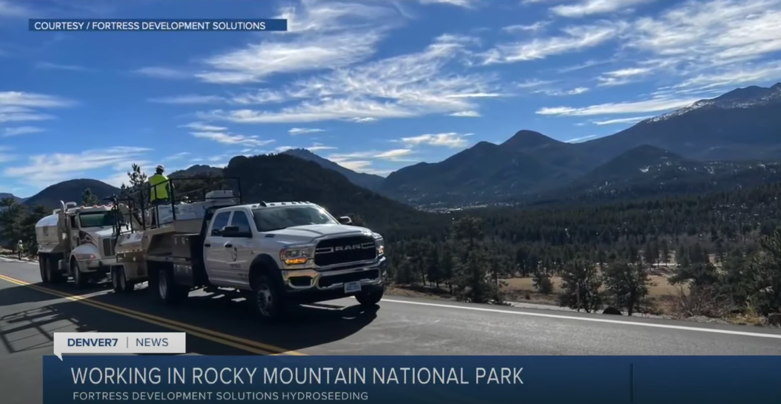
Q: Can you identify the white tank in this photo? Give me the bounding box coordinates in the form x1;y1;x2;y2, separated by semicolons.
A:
35;212;65;254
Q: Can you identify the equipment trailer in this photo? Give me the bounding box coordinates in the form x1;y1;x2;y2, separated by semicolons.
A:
111;177;387;320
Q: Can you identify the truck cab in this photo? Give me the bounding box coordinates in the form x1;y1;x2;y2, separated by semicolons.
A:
36;202;121;288
110;176;386;321
199;202;386;319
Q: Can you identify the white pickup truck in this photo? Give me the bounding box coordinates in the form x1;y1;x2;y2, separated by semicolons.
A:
115;198;387;321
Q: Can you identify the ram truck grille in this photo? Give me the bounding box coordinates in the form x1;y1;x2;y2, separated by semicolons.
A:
314;235;377;267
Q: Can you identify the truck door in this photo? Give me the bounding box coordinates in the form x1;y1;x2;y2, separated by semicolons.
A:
224;210;254;286
204;210;232;285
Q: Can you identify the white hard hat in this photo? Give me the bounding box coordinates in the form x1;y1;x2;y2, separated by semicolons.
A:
156;164;165;171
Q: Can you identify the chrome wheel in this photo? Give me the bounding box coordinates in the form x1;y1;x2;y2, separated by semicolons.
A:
112;269;120;289
255;283;273;317
158;270;168;300
40;260;48;283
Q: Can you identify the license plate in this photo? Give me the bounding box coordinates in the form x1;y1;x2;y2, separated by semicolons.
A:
344;281;361;293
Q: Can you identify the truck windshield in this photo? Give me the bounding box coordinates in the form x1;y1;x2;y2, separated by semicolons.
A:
79;212;115;228
252;206;337;232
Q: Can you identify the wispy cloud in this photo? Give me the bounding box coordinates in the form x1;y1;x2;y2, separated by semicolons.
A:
288;127;325;135
178;122;227;132
400;132;472;148
2;146;149;186
625;0;781;80
2;126;44;137
133;67;189;80
199;34;499;123
448;110;481;117
151;90;284;105
149;95;227;105
190;131;275;147
0;91;75;123
482;23;624;64
0;147;14;163
551;0;656;17
327;147;416;171
0;0;29;17
193;0;395;84
597;67;652;86
592;116;653;125
537;96;698;116
516;79;558;88
34;62;89;71
536;87;590;96
502;22;549;33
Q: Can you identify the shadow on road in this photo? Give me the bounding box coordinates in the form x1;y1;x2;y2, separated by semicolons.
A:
0;278;378;355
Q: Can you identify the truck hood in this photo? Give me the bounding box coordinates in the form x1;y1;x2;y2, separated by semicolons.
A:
264;224;373;244
84;227;116;238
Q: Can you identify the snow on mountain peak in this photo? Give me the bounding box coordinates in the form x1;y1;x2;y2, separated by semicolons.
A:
646;83;781;123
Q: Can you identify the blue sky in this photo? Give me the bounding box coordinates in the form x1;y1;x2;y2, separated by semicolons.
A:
2;0;781;196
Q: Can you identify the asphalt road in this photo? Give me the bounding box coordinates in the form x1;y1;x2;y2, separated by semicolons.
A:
1;257;781;404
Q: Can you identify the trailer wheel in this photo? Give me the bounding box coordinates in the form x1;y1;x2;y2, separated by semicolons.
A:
355;285;384;307
251;274;286;322
112;267;135;294
71;258;88;289
157;268;188;304
47;257;65;284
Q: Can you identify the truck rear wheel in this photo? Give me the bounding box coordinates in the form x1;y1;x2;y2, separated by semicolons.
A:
39;256;49;284
355;285;384;307
251;274;286;322
71;258;88;289
112;267;135;294
157;268;188;304
44;257;64;284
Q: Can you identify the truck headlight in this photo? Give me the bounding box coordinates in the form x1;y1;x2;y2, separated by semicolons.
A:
280;245;315;265
373;233;384;256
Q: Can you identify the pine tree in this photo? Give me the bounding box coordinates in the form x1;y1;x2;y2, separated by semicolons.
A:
82;188;100;206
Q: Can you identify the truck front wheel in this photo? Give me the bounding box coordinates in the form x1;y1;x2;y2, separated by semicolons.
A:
157;268;188;304
71;259;88;289
251;274;286;322
355;285;384;307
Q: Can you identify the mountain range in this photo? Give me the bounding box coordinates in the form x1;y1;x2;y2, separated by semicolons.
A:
289;83;781;206
5;83;781;211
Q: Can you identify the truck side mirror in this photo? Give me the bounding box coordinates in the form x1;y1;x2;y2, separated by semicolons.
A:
338;216;353;225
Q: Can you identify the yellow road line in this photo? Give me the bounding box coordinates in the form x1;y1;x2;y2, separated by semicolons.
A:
0;273;306;356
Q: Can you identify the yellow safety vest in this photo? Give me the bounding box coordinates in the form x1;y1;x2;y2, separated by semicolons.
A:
148;173;169;201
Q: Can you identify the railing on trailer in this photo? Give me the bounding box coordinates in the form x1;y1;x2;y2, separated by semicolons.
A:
109;176;243;236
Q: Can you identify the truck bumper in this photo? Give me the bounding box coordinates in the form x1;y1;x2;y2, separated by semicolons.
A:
281;256;387;303
80;259;115;273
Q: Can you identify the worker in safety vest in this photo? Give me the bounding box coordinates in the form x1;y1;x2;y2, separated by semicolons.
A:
148;165;171;226
16;240;23;260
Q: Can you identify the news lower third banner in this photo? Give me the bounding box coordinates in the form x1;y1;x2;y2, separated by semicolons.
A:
43;354;781;404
